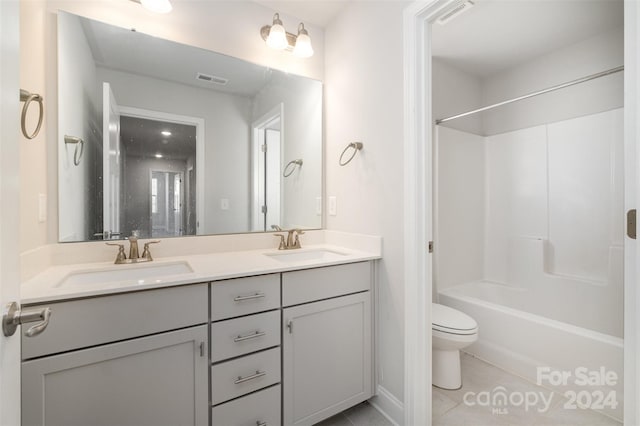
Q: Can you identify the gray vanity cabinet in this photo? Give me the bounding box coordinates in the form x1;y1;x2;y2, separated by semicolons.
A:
282;262;373;426
22;326;209;426
21;283;209;426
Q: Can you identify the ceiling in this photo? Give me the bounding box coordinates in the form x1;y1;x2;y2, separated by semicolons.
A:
80;14;272;97
253;0;351;27
120;116;196;160
431;0;624;77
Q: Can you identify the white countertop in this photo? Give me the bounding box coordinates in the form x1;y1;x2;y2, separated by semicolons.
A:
21;244;380;304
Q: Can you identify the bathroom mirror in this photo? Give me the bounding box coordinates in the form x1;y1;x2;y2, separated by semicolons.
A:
57;11;322;242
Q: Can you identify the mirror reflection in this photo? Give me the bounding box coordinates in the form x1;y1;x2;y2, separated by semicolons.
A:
57;11;323;242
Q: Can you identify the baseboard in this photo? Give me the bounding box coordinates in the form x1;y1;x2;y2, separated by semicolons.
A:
369;385;404;426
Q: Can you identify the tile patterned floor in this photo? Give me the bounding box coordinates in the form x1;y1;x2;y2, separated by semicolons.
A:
314;353;622;426
315;401;393;426
432;354;622;426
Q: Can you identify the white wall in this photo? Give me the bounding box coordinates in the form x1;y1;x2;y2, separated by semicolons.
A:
481;27;623;136
436;109;624;337
20;0;325;251
325;1;408;414
97;67;252;235
57;12;100;241
252;73;323;230
432;59;483;135
434;126;484;292
20;0;50;251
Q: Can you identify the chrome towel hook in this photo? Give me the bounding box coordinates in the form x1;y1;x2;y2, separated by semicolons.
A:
19;89;44;139
339;142;363;166
64;135;85;166
283;159;303;177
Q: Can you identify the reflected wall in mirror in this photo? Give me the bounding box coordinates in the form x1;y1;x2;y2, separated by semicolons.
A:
57;11;323;242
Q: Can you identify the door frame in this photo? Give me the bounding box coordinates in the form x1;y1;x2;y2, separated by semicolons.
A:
0;0;21;424
149;168;185;237
119;106;205;235
403;0;640;424
251;103;283;231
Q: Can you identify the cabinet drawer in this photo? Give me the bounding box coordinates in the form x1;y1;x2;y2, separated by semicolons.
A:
211;274;280;321
22;283;208;360
212;384;280;426
211;347;280;405
282;262;371;306
211;310;280;362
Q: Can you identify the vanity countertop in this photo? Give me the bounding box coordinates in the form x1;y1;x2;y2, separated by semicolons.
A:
21;244;380;304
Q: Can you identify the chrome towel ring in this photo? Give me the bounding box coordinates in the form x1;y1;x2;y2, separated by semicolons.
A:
339;142;363;166
19;89;44;140
64;135;85;166
283;159;303;177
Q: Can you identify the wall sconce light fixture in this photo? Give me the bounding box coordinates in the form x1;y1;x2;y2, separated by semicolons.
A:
130;0;173;14
260;13;314;58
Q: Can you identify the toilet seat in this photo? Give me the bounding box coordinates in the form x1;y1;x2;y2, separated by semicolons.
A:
432;303;478;335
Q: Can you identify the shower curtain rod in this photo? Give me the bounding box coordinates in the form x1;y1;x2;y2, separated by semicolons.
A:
435;65;624;125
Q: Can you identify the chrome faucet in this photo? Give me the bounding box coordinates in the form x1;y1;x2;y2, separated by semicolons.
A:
273;229;304;250
106;234;160;264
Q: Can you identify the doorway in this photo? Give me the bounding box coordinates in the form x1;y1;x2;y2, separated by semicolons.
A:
402;0;639;425
252;104;283;232
150;170;185;237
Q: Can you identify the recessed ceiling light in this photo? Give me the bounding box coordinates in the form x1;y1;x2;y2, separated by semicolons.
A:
155;153;163;158
161;130;172;136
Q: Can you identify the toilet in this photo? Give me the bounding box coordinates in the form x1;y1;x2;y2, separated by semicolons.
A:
432;303;478;390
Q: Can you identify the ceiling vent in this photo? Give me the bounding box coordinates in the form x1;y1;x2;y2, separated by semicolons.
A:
196;72;228;85
437;0;475;25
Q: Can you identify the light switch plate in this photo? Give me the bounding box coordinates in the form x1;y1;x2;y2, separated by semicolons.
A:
220;198;229;210
328;196;337;216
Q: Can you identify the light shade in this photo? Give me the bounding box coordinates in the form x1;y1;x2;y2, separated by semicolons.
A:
293;34;313;58
140;0;172;13
293;23;313;58
266;14;288;50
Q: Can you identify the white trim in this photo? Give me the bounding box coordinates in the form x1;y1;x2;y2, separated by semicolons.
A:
118;106;205;235
624;1;640;424
251;103;284;232
369;386;404;426
404;1;465;424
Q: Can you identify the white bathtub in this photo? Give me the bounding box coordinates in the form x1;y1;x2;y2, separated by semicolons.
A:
439;280;623;421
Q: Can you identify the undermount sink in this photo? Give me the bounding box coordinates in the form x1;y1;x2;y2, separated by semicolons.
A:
264;249;348;263
56;261;194;287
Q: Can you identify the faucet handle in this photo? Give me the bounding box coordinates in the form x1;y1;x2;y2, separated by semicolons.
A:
105;242;127;264
273;234;286;250
292;229;304;248
141;240;160;261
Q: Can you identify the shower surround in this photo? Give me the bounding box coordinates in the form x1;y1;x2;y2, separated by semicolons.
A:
435;108;624;421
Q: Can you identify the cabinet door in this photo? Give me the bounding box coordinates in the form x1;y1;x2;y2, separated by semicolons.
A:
283;292;372;426
22;326;208;426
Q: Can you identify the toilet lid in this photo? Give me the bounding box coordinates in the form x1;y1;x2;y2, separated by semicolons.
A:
432;303;478;335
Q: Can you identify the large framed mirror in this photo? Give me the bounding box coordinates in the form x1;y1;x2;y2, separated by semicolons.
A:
57;11;323;242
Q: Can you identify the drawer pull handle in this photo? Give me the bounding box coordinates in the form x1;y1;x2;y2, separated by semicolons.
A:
234;370;266;385
257;422;267;426
234;293;265;302
234;331;266;342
